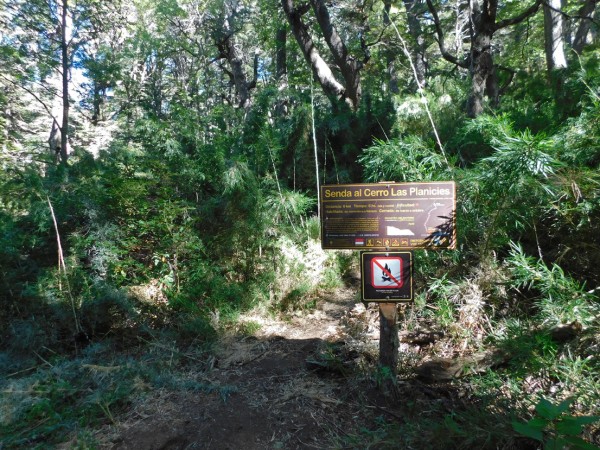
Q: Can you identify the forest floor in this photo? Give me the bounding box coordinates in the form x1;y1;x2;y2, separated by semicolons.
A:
86;285;463;450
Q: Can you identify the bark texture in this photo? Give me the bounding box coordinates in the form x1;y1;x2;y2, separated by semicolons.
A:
543;0;567;71
383;0;399;93
427;0;542;117
402;0;427;88
60;0;69;164
572;0;597;54
215;4;258;111
281;0;363;110
467;0;496;117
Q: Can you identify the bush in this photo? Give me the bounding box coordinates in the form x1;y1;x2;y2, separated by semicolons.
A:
359;136;451;183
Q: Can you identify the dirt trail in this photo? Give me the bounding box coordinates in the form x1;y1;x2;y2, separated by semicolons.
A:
105;287;398;450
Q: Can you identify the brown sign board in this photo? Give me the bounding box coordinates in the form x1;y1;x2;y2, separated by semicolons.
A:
361;251;413;302
320;181;456;250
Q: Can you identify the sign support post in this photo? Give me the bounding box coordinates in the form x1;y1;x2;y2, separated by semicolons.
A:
359;250;412;393
378;302;399;394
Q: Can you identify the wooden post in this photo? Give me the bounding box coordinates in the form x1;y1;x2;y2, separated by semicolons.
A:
378;302;399;396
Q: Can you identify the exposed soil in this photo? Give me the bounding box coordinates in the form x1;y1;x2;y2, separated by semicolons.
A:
91;287;461;450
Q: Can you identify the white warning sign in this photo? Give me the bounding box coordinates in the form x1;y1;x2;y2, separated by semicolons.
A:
371;257;403;289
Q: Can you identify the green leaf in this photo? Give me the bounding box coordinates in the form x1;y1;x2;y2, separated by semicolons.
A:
569;416;600;426
557;416;600;436
556;419;584;436
513;420;544;441
544;437;567;450
528;417;549;431
555;397;575;415
562;435;600;450
536;398;562;420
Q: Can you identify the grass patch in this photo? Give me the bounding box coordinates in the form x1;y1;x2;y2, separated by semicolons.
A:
0;338;223;449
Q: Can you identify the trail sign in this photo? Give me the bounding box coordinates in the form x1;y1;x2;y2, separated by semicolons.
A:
361;252;413;302
320;182;456;250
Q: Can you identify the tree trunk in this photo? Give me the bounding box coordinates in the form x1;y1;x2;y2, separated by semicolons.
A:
383;0;399;93
543;0;567;107
281;0;345;102
402;0;427;89
92;81;103;125
276;26;287;81
275;26;289;116
544;0;567;71
466;2;495;118
60;0;69;164
427;0;541;117
572;0;597;55
215;4;257;111
226;36;252;110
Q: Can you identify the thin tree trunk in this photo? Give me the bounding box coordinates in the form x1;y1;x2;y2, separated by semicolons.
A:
311;82;320;220
275;26;289;116
276;26;287;80
92;82;102;125
60;0;69;164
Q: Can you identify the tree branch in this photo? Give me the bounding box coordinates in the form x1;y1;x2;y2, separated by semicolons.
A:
363;25;388;48
247;50;258;90
294;2;311;16
311;0;349;67
496;64;517;96
494;0;542;30
0;73;60;129
542;0;598;23
281;0;346;101
425;0;468;68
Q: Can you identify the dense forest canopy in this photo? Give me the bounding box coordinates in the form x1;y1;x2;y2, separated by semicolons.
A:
1;0;599;448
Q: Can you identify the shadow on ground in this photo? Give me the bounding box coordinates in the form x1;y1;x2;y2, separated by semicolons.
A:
105;288;532;450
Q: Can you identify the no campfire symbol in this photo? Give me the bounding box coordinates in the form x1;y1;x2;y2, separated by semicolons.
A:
371;257;403;289
361;252;413;302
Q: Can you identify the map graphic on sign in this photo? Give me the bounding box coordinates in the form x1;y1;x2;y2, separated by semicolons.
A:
371;257;403;289
386;226;414;236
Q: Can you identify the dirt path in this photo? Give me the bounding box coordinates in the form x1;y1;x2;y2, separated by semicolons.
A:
105;288;399;450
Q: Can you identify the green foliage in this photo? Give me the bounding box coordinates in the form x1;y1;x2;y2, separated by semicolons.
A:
359;136;452;182
426;275;459;328
1;1;600;447
456;115;560;254
450;113;522;163
513;398;600;450
506;243;600;326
